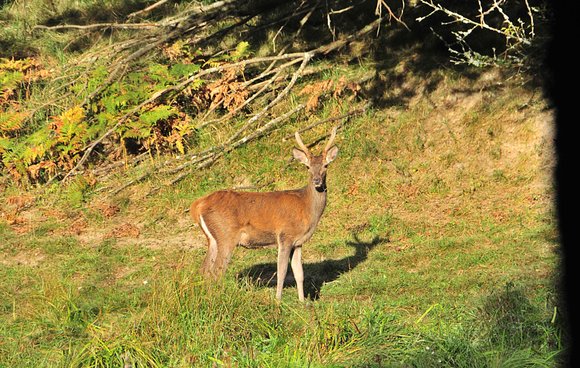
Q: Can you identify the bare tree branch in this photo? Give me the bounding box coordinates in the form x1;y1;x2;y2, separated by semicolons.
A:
127;0;171;19
283;104;369;141
31;1;399;187
33;22;161;31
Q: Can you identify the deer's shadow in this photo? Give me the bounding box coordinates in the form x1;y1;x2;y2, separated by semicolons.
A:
237;234;387;300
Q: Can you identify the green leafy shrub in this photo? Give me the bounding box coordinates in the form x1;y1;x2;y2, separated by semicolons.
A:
0;41;254;183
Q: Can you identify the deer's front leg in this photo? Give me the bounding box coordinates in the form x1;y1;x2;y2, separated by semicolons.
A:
291;246;305;301
276;236;292;300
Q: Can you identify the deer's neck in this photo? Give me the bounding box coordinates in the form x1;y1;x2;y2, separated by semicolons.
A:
305;181;327;223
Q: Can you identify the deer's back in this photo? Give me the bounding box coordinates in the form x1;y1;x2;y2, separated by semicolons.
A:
191;189;313;243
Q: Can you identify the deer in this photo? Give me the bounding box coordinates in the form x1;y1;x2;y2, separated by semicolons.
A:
189;127;339;301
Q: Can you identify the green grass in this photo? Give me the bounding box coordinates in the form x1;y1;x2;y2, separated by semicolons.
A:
0;230;561;367
0;236;561;366
1;81;562;367
0;5;562;363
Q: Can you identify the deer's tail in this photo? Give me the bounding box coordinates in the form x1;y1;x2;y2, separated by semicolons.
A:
190;199;203;225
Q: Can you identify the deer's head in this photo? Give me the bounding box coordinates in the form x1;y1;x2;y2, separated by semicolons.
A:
293;127;339;192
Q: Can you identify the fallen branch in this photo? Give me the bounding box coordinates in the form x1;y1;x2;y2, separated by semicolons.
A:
111;103;305;194
167;103;305;186
33;22;161;31
58;8;388;184
374;0;409;31
222;52;312;147
61;51;314;182
316;17;384;55
196;54;303;126
417;0;535;45
127;0;171;19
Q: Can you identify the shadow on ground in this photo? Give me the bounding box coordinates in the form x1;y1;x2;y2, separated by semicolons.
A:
237;234;387;300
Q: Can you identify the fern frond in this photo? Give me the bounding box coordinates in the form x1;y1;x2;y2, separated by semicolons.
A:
139;105;178;126
0;111;28;133
231;41;251;61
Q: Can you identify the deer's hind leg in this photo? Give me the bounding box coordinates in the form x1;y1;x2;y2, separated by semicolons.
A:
213;226;240;277
214;236;238;277
199;211;239;277
199;214;218;276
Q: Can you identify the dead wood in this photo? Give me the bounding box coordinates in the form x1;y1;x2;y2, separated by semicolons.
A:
33;0;403;191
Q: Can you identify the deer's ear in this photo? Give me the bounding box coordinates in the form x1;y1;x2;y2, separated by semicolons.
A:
293;148;310;166
325;146;339;164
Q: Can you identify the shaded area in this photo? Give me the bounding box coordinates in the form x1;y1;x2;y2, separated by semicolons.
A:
0;0;467;96
408;281;562;366
478;282;560;351
1;0;548;87
237;234;387;300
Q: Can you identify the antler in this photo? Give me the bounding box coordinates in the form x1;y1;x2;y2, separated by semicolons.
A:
294;131;310;154
324;126;338;153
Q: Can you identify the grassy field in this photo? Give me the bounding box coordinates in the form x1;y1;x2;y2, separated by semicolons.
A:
0;62;562;367
0;0;562;366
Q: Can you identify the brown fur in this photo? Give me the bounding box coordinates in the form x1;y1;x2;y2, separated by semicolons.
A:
190;127;339;301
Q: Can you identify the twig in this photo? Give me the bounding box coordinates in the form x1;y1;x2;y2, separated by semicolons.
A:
33;22;162;31
127;0;171;19
167;104;305;186
109;170;152;195
418;0;533;44
222;52;312;147
272;1;317;52
315;17;384;55
375;0;409;31
242;53;305;89
282;104;369;141
229;104;305;151
93;153;149;177
159;0;240;27
197;61;289;128
247;3;319;35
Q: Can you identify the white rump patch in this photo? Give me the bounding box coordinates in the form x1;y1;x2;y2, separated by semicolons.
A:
199;214;217;263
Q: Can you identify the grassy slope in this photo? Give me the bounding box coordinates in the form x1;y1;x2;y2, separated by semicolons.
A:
0;60;561;366
0;1;561;362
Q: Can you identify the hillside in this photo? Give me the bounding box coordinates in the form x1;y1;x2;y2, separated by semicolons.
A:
0;0;562;366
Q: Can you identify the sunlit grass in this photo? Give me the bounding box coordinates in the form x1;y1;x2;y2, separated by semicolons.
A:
0;13;561;365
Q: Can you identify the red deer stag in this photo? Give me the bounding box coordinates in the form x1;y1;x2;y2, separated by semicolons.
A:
190;127;339;301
